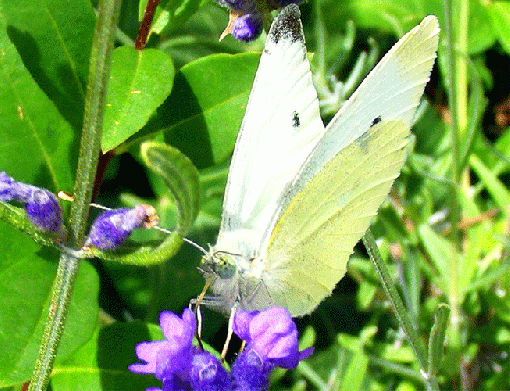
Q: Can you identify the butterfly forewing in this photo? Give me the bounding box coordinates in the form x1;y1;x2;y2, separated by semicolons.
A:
216;5;325;257
279;15;440;205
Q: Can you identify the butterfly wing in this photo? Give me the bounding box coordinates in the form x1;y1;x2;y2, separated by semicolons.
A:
261;15;440;316
263;120;407;316
215;5;325;257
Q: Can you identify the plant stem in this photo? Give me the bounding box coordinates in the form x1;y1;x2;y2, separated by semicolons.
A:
363;229;438;391
28;1;122;390
444;0;469;356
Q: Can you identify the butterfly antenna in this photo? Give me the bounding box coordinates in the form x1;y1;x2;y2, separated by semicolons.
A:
58;191;208;255
152;225;207;255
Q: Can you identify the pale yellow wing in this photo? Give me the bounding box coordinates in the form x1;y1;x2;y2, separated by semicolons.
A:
263;120;408;316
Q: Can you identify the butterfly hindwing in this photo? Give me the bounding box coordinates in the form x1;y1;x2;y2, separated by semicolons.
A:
265;120;407;316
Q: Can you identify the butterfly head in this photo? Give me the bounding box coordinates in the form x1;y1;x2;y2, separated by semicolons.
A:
200;249;240;280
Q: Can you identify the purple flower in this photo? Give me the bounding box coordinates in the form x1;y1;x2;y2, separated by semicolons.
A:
190;353;231;391
214;0;306;42
233;308;313;369
129;309;231;391
24;188;63;233
129;307;312;390
213;0;263;42
0;171;15;201
0;171;63;234
232;13;263;42
84;204;157;251
231;308;313;390
231;348;273;391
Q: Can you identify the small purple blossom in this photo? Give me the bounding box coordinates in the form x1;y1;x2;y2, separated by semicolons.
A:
232;13;263;42
214;0;305;42
84;204;157;251
130;307;312;391
24;188;63;233
0;171;63;234
129;309;232;391
190;353;231;391
233;308;313;369
0;171;15;201
231;348;273;391
231;308;312;390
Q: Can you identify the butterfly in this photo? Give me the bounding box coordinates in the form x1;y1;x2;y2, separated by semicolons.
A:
199;4;439;318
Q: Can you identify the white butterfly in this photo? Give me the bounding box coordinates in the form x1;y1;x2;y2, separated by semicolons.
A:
200;4;439;317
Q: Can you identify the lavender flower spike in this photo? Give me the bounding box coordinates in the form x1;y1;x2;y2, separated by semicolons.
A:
84;204;158;251
0;171;16;201
129;309;231;391
234;307;313;368
232;308;313;389
24;188;63;233
129;307;312;390
0;171;63;234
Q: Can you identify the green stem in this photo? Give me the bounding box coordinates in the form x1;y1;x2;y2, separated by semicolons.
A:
28;1;122;390
368;355;424;384
28;253;80;391
362;229;438;391
444;0;469;353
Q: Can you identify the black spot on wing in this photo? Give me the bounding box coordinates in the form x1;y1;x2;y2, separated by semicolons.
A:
370;116;382;127
269;4;303;44
292;111;300;128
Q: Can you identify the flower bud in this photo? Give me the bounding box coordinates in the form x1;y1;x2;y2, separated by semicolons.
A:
0;171;63;234
84;204;157;251
232;12;263;42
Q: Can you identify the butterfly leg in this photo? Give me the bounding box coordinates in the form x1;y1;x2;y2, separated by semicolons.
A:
221;301;239;360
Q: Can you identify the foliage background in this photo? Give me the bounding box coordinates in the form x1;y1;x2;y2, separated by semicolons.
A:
0;0;509;390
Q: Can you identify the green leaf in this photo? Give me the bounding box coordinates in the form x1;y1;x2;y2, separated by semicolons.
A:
140;53;260;168
320;0;429;35
469;154;510;209
427;303;450;377
148;0;205;36
141;142;200;236
0;0;95;132
338;350;369;391
102;46;175;151
0;3;96;385
0;234;99;386
0;16;77;192
488;1;510;54
0;202;62;248
464;0;497;54
321;0;495;54
88;142;200;266
417;224;454;294
51;322;163;391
